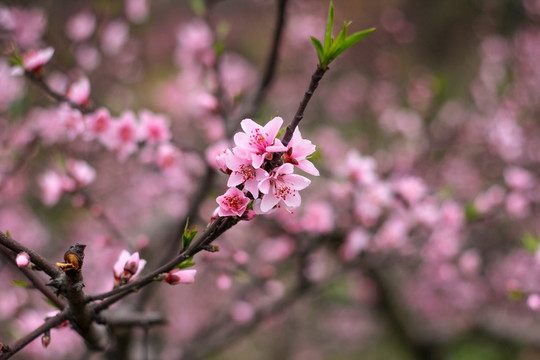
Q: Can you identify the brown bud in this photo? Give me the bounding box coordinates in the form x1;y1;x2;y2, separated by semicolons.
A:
57;243;86;272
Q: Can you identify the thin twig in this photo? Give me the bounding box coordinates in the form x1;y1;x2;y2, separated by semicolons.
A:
0;246;66;309
0;231;61;279
24;70;95;114
228;0;289;136
0;312;68;360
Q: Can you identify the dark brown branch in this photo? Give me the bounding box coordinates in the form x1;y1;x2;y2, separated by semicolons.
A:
0;246;66;309
0;231;61;279
281;66;327;146
60;245;108;351
0;312;68;360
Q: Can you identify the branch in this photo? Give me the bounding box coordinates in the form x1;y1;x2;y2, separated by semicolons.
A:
228;0;289;136
0;231;61;279
59;244;108;351
0;312;68;360
88;217;231;309
281;66;327;146
0;246;66;309
24;70;95;114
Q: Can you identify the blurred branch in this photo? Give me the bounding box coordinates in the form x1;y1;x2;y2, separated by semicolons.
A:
0;312;68;360
97;311;166;327
24;70;95;114
228;0;289;136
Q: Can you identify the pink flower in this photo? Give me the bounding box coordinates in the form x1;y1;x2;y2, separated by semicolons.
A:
38;170;75;206
258;163;311;213
301;202;333;234
139;110;171;145
65;11;96;42
165;269;197;285
101;20;129;55
233;117;287;168
125;0;149;23
113;250;146;286
284;127;319;176
504;166;535;190
226;149;268;198
103;111;141;161
155;143;181;169
66;77;91;105
205;141;231;173
84;108;112;141
231;301;255;324
216;188;250;217
22;47;54;72
340;228;369;261
16;252;30;268
344;150;378;185
393;176;426;205
58;104;85;140
66;159;96;186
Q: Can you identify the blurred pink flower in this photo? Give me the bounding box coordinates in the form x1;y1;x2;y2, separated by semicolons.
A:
84;108;112;142
231;301;255;324
22;47;54;72
139;109;171;145
101;20;129;56
38;170;75;206
102;111;141;161
125;0;149;23
165;269;197;285
66;158;96;186
66;76;91;105
340;228;369;261
65;11;96;42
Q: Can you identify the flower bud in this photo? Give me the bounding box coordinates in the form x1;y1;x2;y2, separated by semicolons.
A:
16;252;30;268
164;269;197;285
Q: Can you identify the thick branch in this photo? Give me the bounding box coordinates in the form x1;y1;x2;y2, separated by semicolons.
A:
0;231;61;279
0;312;68;360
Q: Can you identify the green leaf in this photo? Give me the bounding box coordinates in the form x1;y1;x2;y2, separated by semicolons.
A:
190;0;205;15
342;27;376;49
6;230;12;238
465;203;479;223
276;127;286;139
12;280;27;288
43;297;58;308
324;1;335;52
177;257;196;269
508;289;524;301
182;218;198;250
522;232;540;253
310;36;324;64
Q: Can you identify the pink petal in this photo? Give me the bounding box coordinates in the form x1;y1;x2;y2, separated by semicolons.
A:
263;116;283;140
261;193;279;213
283;191;301;208
284;174;311;190
240;118;261;134
227;172;244;187
296;159;319;176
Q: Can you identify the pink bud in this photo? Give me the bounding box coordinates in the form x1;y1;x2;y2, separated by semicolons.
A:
16;252;30;268
22;47;55;72
41;332;51;348
123;252;140;275
165;269;197;285
528;294;540;310
66;77;91;105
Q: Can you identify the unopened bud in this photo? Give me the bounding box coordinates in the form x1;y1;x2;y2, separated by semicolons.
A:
16;252;30;268
41;331;51;348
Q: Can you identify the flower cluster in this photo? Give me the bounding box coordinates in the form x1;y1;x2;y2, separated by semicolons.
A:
215;117;318;216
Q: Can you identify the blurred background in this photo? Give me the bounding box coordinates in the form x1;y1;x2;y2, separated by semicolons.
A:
2;0;540;359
